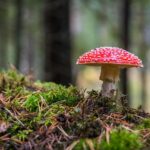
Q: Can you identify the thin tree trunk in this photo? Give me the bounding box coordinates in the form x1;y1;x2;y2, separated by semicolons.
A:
14;0;23;69
19;1;35;74
0;1;8;69
138;3;148;112
121;0;131;100
43;0;72;85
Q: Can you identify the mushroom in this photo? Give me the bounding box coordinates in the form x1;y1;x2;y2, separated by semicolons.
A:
76;47;143;98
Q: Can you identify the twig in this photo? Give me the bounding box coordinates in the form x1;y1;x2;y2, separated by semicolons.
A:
143;131;150;138
66;140;79;150
4;107;25;127
122;125;137;133
0;134;10;141
86;139;95;150
57;126;70;139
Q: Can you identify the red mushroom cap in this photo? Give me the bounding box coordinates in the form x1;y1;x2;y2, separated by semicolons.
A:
76;47;143;68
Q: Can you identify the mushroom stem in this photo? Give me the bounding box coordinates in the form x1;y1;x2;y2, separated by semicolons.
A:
100;65;120;98
101;80;116;97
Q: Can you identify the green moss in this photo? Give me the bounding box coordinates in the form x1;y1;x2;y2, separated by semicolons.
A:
72;129;143;150
0;69;27;91
23;94;40;112
137;118;150;129
100;129;143;150
0;69;80;112
34;81;60;90
23;85;80;112
0;70;149;149
0;110;9;120
73;139;90;150
8;122;21;135
13;129;33;141
45;103;66;116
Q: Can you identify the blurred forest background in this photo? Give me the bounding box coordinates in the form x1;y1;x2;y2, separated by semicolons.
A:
0;0;150;112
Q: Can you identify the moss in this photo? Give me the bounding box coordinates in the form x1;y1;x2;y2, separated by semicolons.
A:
136;118;150;129
72;129;143;150
12;129;33;141
0;70;149;149
73;139;90;150
100;129;143;150
23;84;80;112
0;69;27;91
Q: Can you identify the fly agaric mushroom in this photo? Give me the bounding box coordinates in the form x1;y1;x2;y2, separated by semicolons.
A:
76;47;143;98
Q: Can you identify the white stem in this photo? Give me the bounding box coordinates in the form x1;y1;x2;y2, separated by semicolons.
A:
101;80;116;98
99;65;120;98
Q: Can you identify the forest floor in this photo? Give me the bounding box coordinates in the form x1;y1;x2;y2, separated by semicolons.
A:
0;69;150;150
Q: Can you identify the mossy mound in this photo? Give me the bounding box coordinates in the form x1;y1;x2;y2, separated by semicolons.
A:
0;69;150;150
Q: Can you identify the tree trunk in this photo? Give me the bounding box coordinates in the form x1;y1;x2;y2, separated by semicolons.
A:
120;0;131;100
19;1;35;74
14;0;23;69
43;0;72;85
138;2;148;112
0;1;8;69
